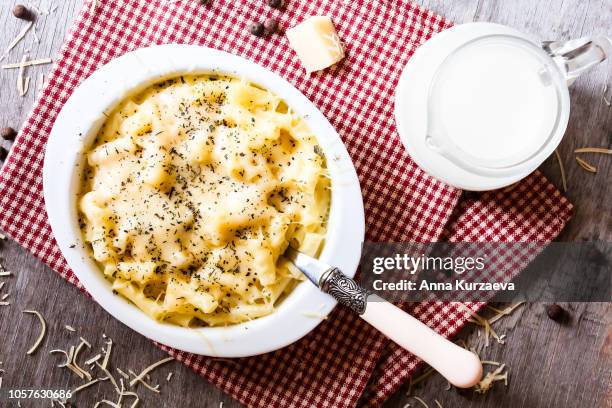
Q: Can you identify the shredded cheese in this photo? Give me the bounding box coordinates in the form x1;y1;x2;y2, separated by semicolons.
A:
554;149;568;192
1;21;34;61
129;357;174;387
70;378;99;396
128;369;160;393
22;310;46;354
603;84;611;106
434;400;443;408
166;372;173;381
96;361;121;394
574;147;612;155
121;390;140;408
0;272;12;276
487;302;525;325
65;325;76;332
21;76;31;96
50;349;72;367
474;364;508;394
116;367;130;379
102;338;113;369
2;58;52;70
17;54;28;96
575;156;597;173
73;338;93;380
85;354;102;365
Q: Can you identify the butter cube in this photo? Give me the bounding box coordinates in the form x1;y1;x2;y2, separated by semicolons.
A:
286;16;345;74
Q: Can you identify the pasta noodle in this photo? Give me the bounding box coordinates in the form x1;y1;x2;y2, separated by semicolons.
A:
79;75;330;327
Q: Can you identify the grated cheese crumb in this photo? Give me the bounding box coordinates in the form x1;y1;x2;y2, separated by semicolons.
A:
166;372;173;381
22;310;46;354
65;325;76;332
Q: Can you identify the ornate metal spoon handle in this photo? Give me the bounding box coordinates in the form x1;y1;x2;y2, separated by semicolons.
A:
319;268;370;315
317;266;482;389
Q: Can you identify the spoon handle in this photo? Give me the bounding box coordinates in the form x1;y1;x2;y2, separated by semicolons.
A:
320;268;483;388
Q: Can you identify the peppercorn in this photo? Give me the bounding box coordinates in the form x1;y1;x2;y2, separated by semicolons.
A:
546;304;565;322
0;147;7;161
12;4;30;20
1;127;17;141
264;18;279;34
250;22;265;37
267;0;283;8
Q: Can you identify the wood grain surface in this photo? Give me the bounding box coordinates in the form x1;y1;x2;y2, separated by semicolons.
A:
0;0;610;407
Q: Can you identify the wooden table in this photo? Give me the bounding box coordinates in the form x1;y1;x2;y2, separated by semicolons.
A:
0;0;610;406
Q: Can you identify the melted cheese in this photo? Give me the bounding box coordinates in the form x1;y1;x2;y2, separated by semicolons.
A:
79;75;330;326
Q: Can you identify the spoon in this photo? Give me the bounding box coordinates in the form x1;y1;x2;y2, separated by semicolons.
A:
286;247;483;388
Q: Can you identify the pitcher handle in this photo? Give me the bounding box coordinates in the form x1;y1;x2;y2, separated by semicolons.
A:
542;36;612;84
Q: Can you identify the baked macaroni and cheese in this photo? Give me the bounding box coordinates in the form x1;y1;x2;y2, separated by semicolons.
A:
78;75;330;327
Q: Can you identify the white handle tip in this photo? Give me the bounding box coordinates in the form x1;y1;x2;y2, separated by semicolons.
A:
449;351;483;388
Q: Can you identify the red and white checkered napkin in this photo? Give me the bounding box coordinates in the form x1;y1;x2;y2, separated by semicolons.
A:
0;0;573;406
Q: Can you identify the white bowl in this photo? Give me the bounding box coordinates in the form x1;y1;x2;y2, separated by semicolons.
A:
43;44;365;357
